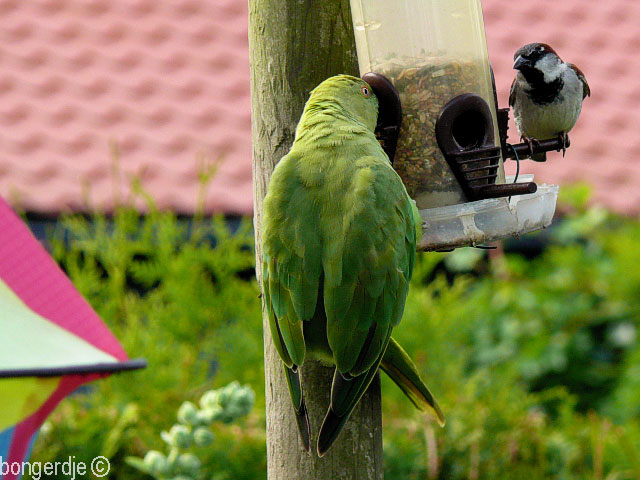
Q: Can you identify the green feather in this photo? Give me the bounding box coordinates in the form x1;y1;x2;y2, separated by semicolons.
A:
350;301;391;376
381;337;445;426
263;263;293;368
283;366;311;452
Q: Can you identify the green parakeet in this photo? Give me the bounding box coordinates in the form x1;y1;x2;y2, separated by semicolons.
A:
262;74;444;457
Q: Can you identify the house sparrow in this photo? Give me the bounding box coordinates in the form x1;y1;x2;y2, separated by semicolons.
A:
509;42;590;161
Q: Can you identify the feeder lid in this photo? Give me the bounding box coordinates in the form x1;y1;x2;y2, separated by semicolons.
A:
418;175;558;251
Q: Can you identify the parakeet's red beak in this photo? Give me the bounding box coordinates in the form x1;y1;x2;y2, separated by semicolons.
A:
362;72;402;164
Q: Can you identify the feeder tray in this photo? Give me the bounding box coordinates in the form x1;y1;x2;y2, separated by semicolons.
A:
418;175;559;251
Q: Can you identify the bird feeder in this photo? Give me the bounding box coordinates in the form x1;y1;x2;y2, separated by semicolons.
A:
350;0;560;250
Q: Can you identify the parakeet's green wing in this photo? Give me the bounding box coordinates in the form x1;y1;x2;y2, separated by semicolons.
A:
317;156;417;455
262;151;324;368
323;156;417;378
262;150;324;452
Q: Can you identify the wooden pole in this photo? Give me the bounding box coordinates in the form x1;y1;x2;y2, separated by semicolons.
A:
249;1;384;478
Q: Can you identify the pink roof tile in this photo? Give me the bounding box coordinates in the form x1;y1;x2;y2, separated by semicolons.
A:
0;0;252;215
0;1;637;216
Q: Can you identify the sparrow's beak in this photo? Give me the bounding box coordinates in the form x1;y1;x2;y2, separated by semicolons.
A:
362;72;402;163
513;55;528;71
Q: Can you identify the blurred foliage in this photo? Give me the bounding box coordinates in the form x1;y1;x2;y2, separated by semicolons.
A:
26;183;640;479
126;381;255;480
29;201;266;480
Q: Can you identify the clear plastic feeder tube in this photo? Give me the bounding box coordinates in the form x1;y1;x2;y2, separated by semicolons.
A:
350;0;505;208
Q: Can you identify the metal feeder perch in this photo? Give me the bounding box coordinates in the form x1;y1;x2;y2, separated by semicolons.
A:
350;0;560;251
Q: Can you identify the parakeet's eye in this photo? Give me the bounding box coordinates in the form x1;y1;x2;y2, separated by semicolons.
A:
361;86;370;98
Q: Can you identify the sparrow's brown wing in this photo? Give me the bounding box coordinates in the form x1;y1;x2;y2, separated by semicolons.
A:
509;77;517;107
568;63;590;99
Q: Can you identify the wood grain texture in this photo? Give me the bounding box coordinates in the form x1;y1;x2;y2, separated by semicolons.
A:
249;0;384;478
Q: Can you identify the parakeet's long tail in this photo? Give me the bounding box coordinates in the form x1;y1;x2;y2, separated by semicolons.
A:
317;363;381;457
283;365;311;453
380;337;445;426
317;331;391;457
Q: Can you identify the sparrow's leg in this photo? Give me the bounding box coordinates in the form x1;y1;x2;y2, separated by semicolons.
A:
558;132;568;157
521;135;541;158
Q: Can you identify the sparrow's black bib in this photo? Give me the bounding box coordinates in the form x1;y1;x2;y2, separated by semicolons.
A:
521;66;564;105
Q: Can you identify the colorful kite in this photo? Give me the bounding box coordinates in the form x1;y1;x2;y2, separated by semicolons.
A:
0;197;144;479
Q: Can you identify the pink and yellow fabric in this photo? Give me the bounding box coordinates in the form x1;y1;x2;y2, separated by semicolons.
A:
0;197;144;479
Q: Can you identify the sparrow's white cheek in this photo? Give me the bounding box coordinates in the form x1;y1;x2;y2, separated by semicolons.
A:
536;55;563;83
